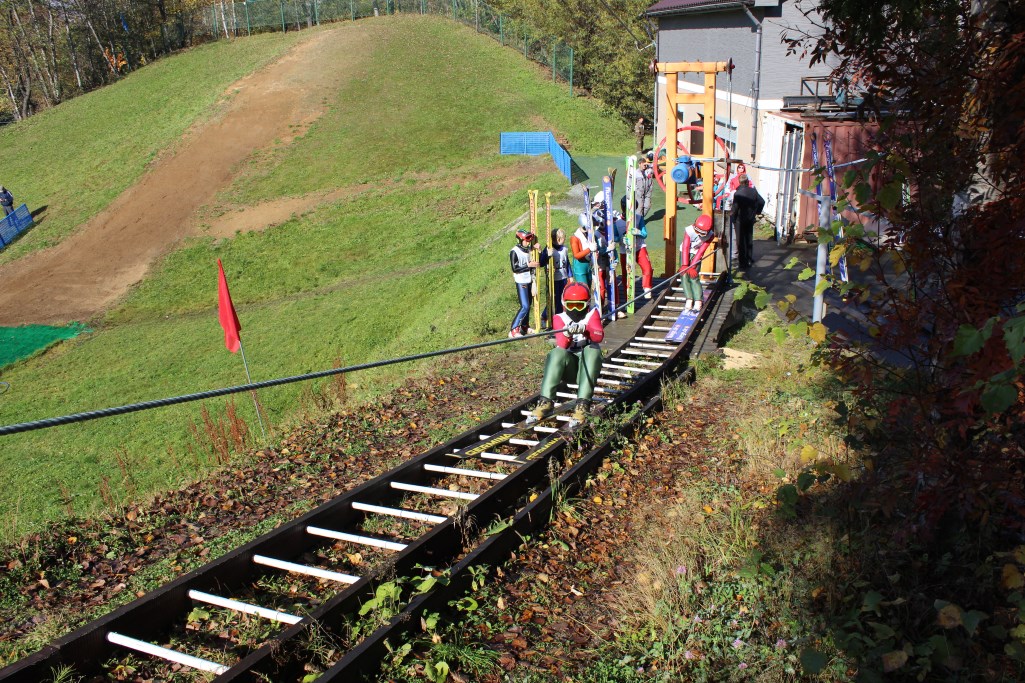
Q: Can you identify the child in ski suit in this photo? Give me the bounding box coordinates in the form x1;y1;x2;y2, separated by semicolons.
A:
678;214;714;312
539;228;570;328
570;213;599;288
509;229;539;337
619;195;654;300
591;192;623;317
527;282;605;429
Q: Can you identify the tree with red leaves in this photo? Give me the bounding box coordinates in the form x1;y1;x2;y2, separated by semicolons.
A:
786;0;1025;532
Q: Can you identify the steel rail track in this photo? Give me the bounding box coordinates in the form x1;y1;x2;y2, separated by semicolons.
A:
0;274;724;683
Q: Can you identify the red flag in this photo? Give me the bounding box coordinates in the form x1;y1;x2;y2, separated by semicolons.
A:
217;259;242;353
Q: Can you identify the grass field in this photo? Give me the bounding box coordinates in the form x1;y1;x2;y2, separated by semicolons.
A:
0;16;632;540
0;31;303;265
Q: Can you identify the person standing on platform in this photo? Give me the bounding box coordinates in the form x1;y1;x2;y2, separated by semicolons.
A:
635;155;654;217
570;212;599;291
509;229;539;338
540;228;570;329
619;195;654;300
678;214;714;312
731;174;765;268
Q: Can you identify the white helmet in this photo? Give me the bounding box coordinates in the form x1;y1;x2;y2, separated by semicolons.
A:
592;190;606;206
578;212;591;229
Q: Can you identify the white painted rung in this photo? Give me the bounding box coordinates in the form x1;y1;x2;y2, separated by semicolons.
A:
603;363;645;373
476;433;542;446
652;315;680;321
253;555;360;584
306;527;408;551
107;632;228;675
597;377;625;385
601;369;638;379
532;425;559;433
425;464;507;480
644;325;673;331
352;501;447;524
188;589;302;625
500;422;559;432
481;452;522;462
623;349;670;358
391;481;478;501
630;343;674;353
566;384;615;394
615;356;662;367
659;306;686;311
555;391;611;402
666;296;690;301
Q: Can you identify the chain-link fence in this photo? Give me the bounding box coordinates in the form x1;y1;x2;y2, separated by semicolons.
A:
194;0;574;95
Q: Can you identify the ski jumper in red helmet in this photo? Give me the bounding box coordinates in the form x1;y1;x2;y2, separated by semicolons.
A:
527;282;605;428
679;214;713;312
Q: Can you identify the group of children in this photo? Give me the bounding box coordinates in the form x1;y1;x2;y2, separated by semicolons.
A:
508;157;718;429
509;190;656;338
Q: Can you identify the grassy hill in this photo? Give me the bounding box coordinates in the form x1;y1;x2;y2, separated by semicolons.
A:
0;15;632;540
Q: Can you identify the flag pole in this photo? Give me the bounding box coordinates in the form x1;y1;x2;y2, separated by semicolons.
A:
237;340;268;442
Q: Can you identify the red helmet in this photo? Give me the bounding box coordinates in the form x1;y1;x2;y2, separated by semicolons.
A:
563;282;590;306
694;215;712;237
515;229;536;243
562;282;591;321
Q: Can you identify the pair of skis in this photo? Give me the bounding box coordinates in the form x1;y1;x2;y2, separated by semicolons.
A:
528;190;555;330
624;155;638;315
582;186;602;312
810;132;848;282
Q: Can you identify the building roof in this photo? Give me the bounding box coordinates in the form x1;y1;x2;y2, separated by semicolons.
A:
645;0;753;17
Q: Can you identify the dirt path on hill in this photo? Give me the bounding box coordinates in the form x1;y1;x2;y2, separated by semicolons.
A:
0;24;377;327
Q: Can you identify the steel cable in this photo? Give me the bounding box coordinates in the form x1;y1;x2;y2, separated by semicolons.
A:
0;275;682;438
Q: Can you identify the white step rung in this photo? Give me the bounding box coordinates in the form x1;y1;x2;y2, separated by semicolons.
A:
630;343;675;352
425;464;507;480
476;433;539;446
601;369;638;379
448;450;519;462
500;422;559;432
644;325;673;331
107;632;228;675
306;527;408;551
553;391;606;402
659;306;686;311
614;356;662;367
566;384;615;394
666;296;690;301
391;481;478;501
188;589;302;625
622;349;670;358
352;501;447;524
603;363;645;374
482;452;523;462
652;315;680;321
253;555;360;584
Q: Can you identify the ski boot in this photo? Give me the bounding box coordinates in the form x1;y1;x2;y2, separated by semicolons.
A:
565;399;591;431
525;398;555;425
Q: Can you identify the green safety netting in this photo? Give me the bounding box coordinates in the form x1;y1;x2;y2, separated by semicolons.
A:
0;324;88;369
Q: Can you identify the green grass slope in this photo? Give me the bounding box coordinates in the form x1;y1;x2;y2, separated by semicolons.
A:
0;32;302;264
0;15;632;540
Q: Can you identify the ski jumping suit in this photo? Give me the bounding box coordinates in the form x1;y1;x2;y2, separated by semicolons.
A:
634;165;654;217
540;308;605;402
509;243;534;333
679;224;713;303
570;226;596;286
616;212;654;296
540;244;570;323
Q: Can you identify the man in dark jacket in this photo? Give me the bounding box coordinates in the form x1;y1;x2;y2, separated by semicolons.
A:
730;175;765;268
0;186;14;216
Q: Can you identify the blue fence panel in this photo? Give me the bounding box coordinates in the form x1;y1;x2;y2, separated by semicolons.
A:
500;132;574;182
0;204;33;249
